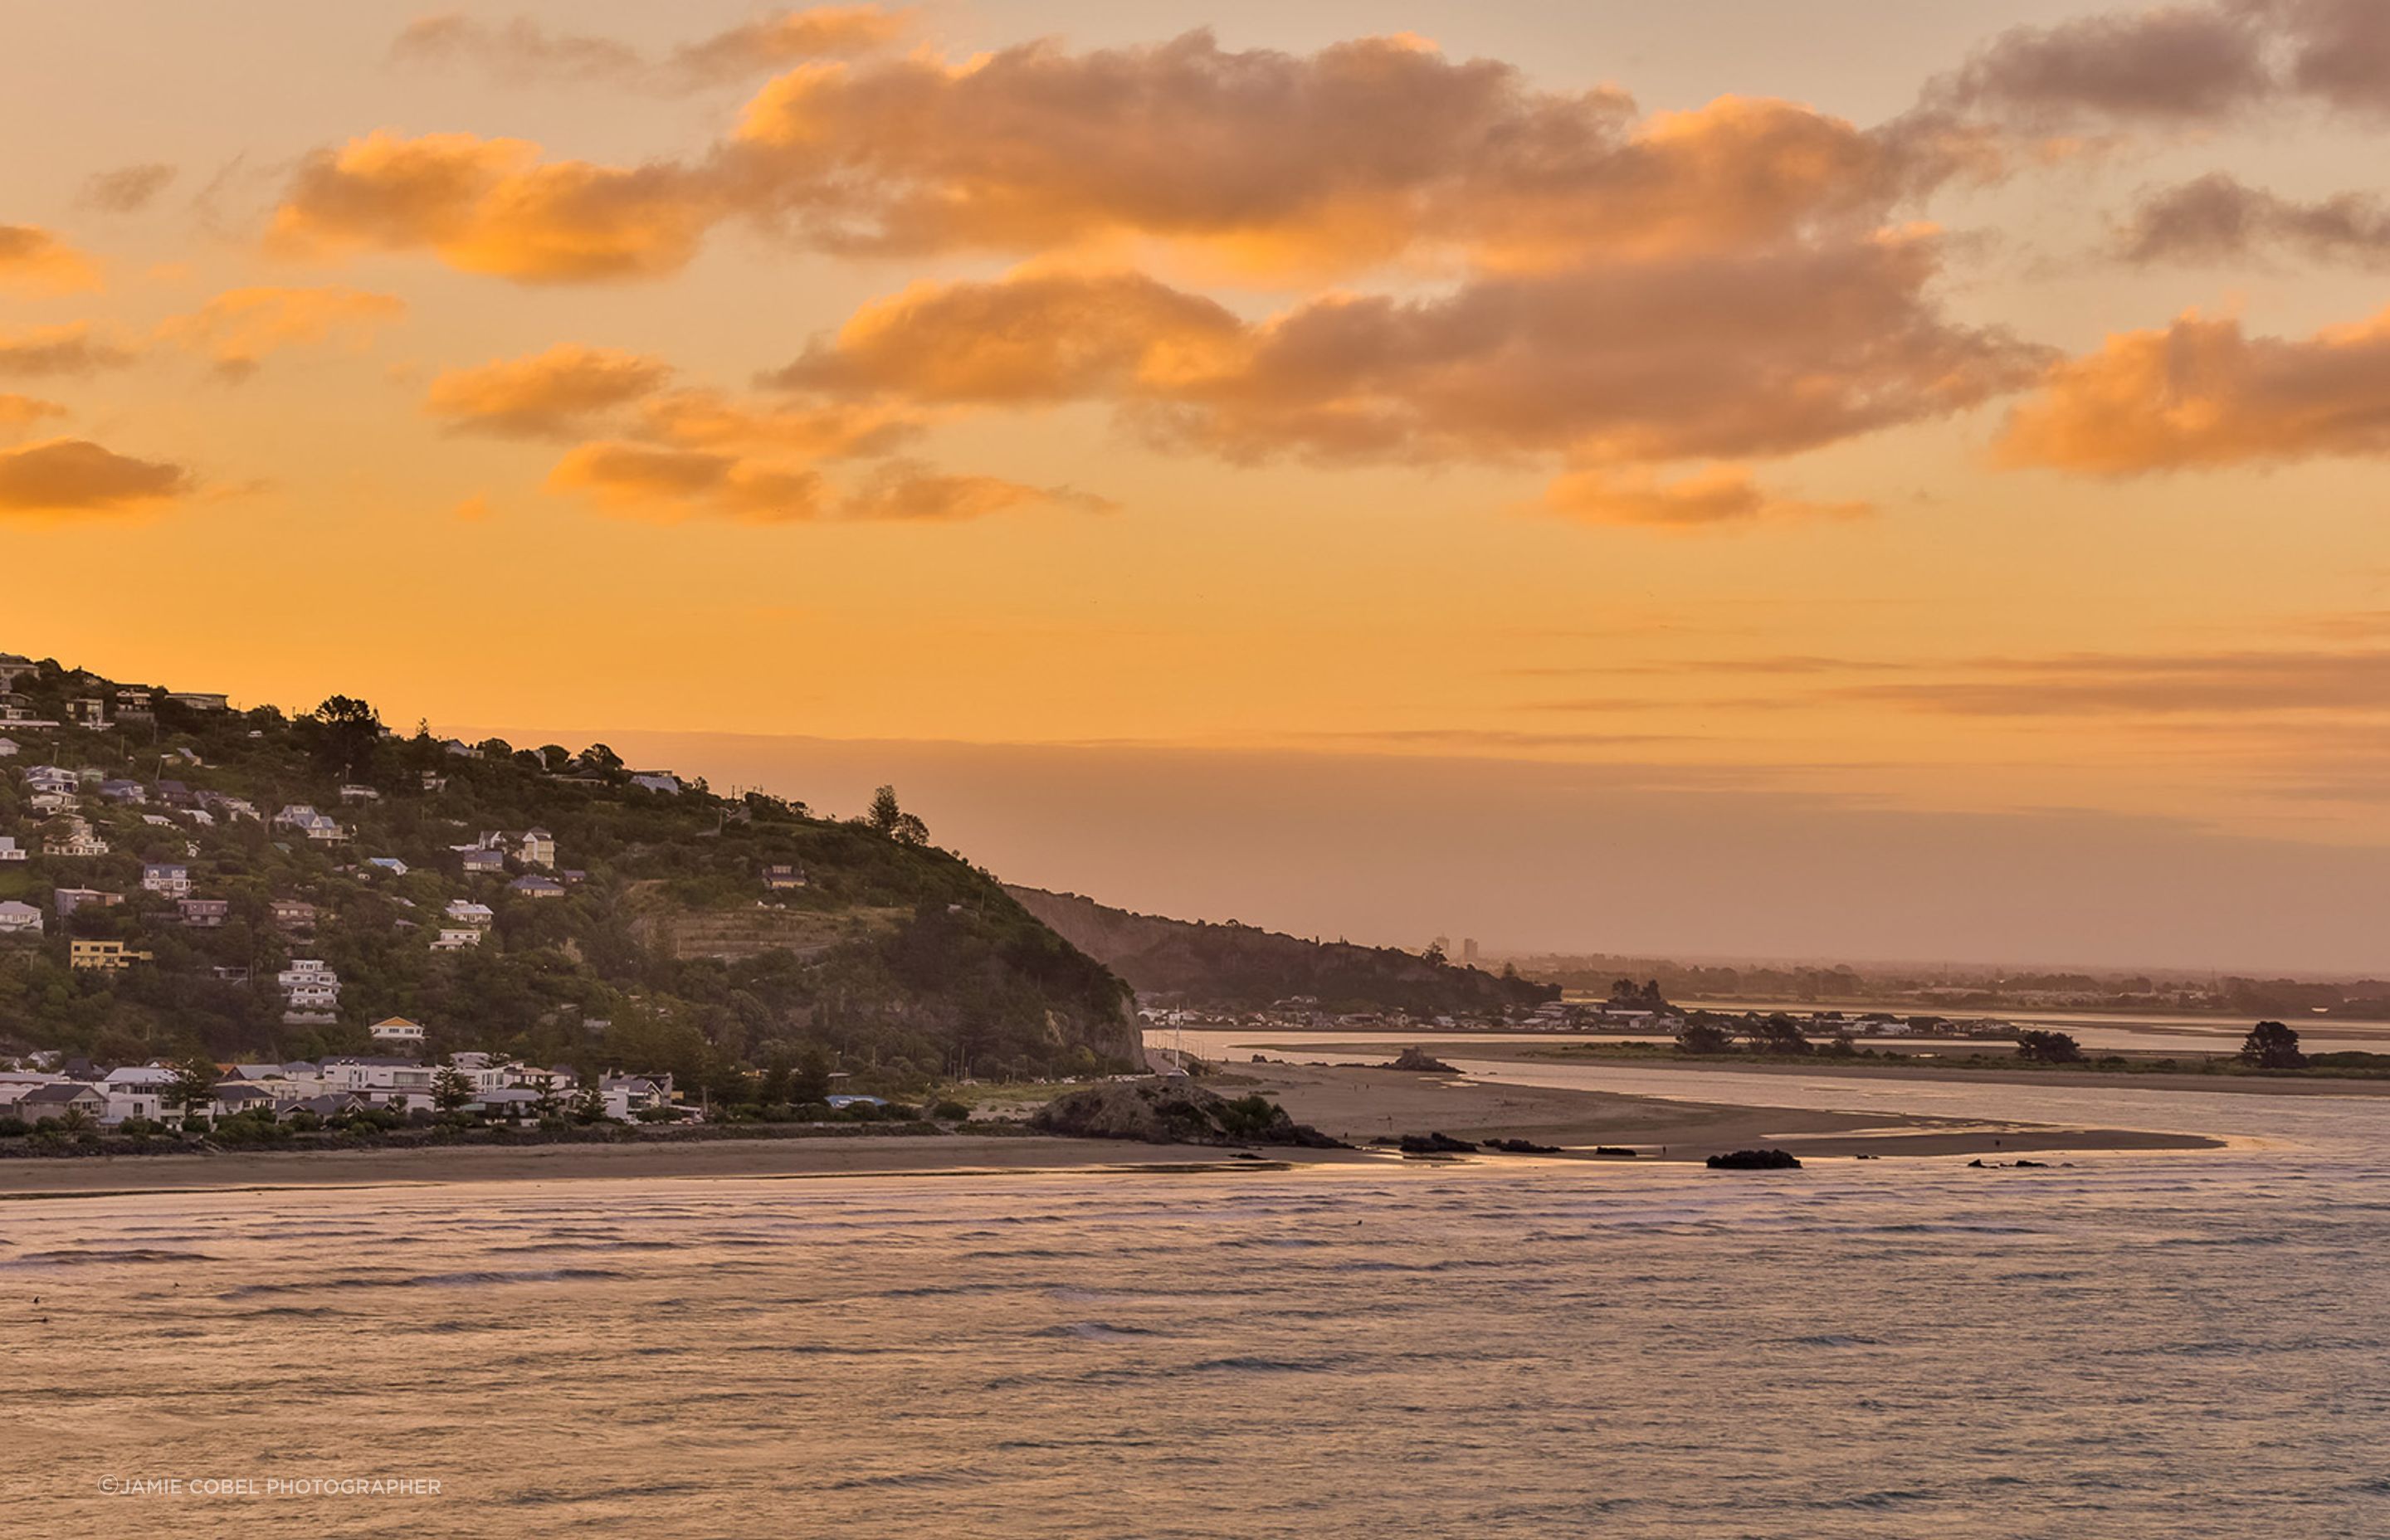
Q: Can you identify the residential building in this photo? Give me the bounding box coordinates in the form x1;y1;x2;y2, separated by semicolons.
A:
432;928;483;951
15;1081;107;1122
271;899;319;932
338;783;381;804
0;836;24;862
46;821;110;857
114;689;154;718
518;828;556;868
443;899;494;927
178;898;231;928
70;939;153;971
367;856;409;876
98;778;144;803
67;696;105;726
24;763;77;796
507;874;565;899
141;862;193;898
166;691;232;711
0;735;17;757
630;772;681;795
0;652;34;690
460;847;505;875
762;863;808;889
278;958;341;1019
368;1016;427;1045
0;899;42;936
52;887;123;917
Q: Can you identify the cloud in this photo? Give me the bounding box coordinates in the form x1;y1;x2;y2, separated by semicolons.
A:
2120;172;2390;266
837;461;1117;520
80;163;178;214
1930;5;2271;125
154;285;406;378
634;387;919;458
2266;0;2390;117
1540;465;1870;529
0;226;102;295
0;437;191;517
775;238;2047;470
1997;306;2390;473
0;323;136;378
267;129;715;283
1836;648;2390;716
423;344;674;437
0;394;68;435
390;7;910;90
545;440;829;522
723;35;1932;274
667;6;917;85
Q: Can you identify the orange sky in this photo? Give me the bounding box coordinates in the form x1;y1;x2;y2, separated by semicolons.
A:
6;1;2390;967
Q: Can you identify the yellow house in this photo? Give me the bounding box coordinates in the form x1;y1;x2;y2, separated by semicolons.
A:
70;939;154;971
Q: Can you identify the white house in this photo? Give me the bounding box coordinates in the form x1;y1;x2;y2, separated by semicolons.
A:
368;1016;427;1045
141;862;193;898
432;928;483;951
0;735;17;757
508;875;565;899
0;899;42;936
47;821;110;857
0;836;25;862
443;899;495;927
367;856;409;876
630;772;681;795
517;828;556;868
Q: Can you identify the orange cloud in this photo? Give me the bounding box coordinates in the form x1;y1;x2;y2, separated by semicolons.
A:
391;7;911;90
838;462;1117;520
1541;465;1870;529
269;130;715;283
0;226;102;295
1997;307;2390;474
0;437;191;517
546;441;829;522
0;395;68;435
669;6;916;85
154;285;407;378
776;239;2046;469
80;163;177;214
0;323;135;378
635;387;918;458
424;344;674;437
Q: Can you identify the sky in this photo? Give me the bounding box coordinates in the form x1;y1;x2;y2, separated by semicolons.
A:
5;1;2390;972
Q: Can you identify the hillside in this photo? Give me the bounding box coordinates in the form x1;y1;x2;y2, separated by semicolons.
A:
1006;887;1558;1016
0;651;1137;1087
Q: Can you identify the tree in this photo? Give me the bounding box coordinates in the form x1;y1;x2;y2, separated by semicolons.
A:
790;1046;833;1105
867;785;930;845
2239;1020;2307;1070
1421;940;1446;967
530;1075;561;1122
572;1080;609;1123
303;695;383;779
431;1066;475;1115
166;1055;219;1123
2016;1029;2084;1065
1676;1020;1737;1055
1744;1014;1813;1055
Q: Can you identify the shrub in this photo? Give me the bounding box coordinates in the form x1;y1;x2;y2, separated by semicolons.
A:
0;1117;29;1138
929;1099;971;1122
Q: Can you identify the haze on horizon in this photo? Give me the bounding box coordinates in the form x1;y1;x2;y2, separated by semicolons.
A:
7;0;2390;974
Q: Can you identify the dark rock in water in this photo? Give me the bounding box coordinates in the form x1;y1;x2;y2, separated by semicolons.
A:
1032;1080;1346;1148
2012;1158;2050;1168
1705;1148;1802;1171
1387;1046;1461;1074
1968;1157;1987;1167
1589;1146;1638;1158
1484;1137;1562;1154
1397;1131;1480;1154
1251;1054;1270;1064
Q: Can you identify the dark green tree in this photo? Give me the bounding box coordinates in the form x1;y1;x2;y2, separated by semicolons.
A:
2239;1020;2306;1070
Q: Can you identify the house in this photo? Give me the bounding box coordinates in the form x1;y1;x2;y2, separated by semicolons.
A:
52;887;123;917
517;828;556;868
0;735;17;757
338;784;381;804
141;862;193;898
209;1083;280;1120
471;1087;549;1123
46;820;109;857
444;899;494;927
67;696;105;726
441;738;482;758
432;928;483;951
0;900;42;936
271;899;319;931
278;959;341;1018
70;939;153;971
97;778;145;804
0;836;24;863
762;863;808;890
114;689;154;719
459;847;505;876
368;1016;427;1045
178;899;230;928
212;965;251;983
630;771;681;794
507;874;565;899
155;778;196;807
598;1074;676;1119
167;691;232;711
15;1081;107;1123
0;652;34;690
367;856;409;876
421;771;449;792
24;763;78;795
103;1085;170;1125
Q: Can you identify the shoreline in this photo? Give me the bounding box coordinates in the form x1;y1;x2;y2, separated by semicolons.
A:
0;1055;2229;1198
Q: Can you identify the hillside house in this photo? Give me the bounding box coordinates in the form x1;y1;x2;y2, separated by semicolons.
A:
0;653;33;690
368;1016;427;1045
0;836;24;863
141;862;192;898
0;735;17;757
338;784;381;804
178;898;230;928
67;696;105;726
459;847;505;876
278;959;341;1013
167;691;232;711
114;689;154;719
0;900;42;936
432;927;483;950
70;939;153;971
24;764;77;795
507;874;565;899
97;779;144;804
47;821;110;857
630;772;681;794
16;1081;107;1123
367;856;409;876
762;864;808;890
518;828;556;868
271;899;319;932
443;899;495;927
52;888;122;917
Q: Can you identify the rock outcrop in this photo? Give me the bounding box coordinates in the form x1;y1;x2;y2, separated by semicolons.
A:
1705;1148;1802;1170
1032;1080;1345;1148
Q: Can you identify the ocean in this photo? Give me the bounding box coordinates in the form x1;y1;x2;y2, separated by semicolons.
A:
6;1076;2388;1537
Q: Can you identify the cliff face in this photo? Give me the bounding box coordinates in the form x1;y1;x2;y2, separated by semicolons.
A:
0;651;1137;1078
1006;887;1558;1016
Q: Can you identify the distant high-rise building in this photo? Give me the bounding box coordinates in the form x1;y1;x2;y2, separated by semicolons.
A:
1462;938;1480;963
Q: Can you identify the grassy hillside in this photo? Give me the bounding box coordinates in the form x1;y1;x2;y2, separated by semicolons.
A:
0;653;1136;1088
1007;887;1559;1016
